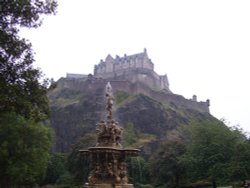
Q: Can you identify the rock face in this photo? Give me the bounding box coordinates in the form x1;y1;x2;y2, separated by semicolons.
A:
48;77;214;152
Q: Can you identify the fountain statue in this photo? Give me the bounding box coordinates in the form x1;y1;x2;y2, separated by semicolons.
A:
80;82;139;188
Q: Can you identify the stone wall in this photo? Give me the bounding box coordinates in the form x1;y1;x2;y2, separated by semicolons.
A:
108;68;170;92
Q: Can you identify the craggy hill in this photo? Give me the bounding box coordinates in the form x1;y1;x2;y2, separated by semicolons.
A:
48;77;216;152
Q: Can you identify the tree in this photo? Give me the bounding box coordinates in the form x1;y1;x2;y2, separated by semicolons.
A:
127;156;151;186
149;129;186;187
0;0;57;121
227;127;250;182
66;134;96;185
42;153;67;185
0;1;57;187
0;112;52;187
179;120;249;186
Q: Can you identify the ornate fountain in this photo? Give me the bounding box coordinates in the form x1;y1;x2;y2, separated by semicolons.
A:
80;82;139;188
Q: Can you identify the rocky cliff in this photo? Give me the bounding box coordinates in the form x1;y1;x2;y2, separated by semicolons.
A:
48;77;215;152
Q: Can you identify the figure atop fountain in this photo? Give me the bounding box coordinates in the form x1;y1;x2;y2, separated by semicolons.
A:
105;82;114;120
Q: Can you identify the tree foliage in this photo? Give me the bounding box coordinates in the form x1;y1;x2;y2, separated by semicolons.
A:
0;1;57;187
179;120;250;185
227;127;250;182
149;129;186;187
147;120;250;187
42;153;67;185
0;112;52;187
66;134;96;185
127;156;151;186
0;0;57;121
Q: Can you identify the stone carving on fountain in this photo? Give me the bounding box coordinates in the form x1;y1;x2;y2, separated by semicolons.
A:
80;82;139;188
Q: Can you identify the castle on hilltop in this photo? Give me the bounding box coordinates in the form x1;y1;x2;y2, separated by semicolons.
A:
93;48;171;92
66;49;210;113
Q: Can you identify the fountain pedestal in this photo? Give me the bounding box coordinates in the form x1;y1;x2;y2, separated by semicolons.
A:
80;82;139;188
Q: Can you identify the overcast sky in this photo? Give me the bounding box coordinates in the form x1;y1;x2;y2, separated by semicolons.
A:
20;0;250;133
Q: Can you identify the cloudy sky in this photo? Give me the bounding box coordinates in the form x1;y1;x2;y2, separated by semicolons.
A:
21;0;250;133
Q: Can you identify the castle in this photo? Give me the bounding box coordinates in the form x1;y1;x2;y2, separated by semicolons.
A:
93;48;171;92
66;49;210;113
